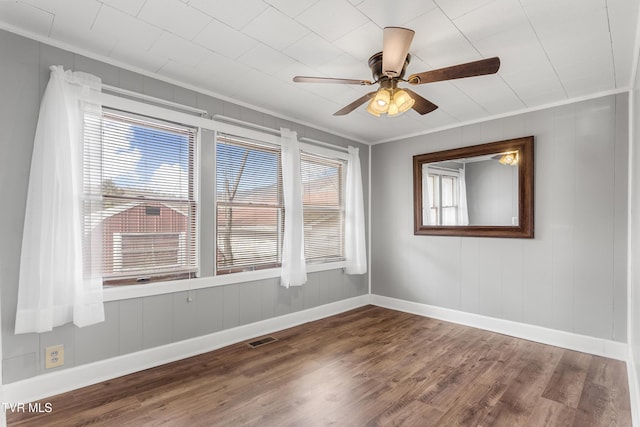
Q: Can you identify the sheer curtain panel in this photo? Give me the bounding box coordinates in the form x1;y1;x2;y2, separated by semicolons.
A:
279;128;307;287
15;66;104;334
458;165;469;226
345;146;367;274
423;166;435;225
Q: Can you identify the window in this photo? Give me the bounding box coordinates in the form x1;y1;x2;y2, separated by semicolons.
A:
84;101;351;287
301;151;345;263
426;169;460;226
214;134;347;274
84;109;198;284
216;134;283;274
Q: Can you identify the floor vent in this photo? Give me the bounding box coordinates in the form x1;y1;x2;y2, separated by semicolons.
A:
247;336;278;348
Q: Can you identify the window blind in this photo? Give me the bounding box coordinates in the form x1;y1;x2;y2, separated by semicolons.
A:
216;134;283;274
84;109;198;284
300;151;345;262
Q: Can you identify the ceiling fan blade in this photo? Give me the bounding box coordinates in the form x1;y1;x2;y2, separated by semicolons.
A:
408;57;501;85
403;89;438;115
333;92;377;116
293;76;373;85
382;27;415;78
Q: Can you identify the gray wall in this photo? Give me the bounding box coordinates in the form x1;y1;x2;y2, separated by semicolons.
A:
372;94;628;342
465;159;518;226
0;30;368;384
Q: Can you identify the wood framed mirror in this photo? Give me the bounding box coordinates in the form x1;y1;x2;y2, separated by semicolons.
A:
413;136;534;238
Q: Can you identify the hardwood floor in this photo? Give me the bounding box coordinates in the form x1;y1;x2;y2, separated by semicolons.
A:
7;305;632;426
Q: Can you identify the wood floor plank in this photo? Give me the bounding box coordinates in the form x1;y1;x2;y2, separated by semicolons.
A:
572;355;633;427
525;397;576;427
572;381;628;427
450;337;564;426
476;365;546;425
6;306;631;427
417;331;507;411
541;349;592;408
431;336;529;426
372;399;444;426
585;355;632;412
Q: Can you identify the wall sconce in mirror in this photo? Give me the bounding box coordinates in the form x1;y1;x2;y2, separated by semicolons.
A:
413;136;534;238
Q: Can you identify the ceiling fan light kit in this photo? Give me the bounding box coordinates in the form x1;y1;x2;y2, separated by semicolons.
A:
293;27;501;119
366;101;381;117
367;87;415;117
370;87;390;114
392;89;414;114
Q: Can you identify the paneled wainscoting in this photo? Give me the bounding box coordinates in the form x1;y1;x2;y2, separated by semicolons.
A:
7;306;631;426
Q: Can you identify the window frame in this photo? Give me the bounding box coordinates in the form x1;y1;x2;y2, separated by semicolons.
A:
99;94;351;302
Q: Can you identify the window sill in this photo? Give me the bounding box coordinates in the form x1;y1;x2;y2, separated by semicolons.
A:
102;261;347;302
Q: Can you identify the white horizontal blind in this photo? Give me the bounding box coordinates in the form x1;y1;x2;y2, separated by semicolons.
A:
216;134;283;274
300;151;345;262
84;109;198;284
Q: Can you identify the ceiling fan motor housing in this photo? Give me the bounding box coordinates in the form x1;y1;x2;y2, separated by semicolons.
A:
368;52;411;83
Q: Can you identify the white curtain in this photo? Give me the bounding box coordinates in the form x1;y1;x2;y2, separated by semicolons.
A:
345;146;367;274
280;128;307;287
458;165;469;225
423;166;435;225
15;66;104;334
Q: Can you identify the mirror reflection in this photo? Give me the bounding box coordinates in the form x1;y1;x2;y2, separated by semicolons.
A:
413;136;534;238
422;153;519;227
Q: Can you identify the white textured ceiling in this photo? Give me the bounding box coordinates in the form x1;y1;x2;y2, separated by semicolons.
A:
0;0;638;143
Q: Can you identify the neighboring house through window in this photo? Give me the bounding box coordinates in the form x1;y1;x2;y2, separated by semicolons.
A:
84;109;198;285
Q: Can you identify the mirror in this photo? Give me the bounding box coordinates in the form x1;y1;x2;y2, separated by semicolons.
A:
413;136;534;238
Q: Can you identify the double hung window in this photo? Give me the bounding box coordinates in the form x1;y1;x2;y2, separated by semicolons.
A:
300;151;345;263
85;109;198;284
215;134;283;274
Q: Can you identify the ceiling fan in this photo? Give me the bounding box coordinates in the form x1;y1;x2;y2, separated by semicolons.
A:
293;27;500;118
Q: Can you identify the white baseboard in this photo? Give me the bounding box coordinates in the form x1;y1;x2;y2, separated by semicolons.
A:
3;294;370;405
371;294;629;361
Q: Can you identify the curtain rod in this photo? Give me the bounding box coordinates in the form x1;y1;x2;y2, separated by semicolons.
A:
298;137;348;153
102;84;208;117
213;115;349;153
212;114;281;135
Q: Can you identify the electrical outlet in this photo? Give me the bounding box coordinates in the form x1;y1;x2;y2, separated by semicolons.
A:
45;344;64;369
